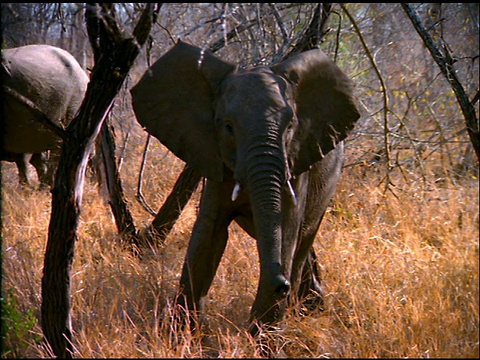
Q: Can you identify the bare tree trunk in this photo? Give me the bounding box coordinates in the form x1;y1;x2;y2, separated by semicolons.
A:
141;164;201;246
40;4;159;357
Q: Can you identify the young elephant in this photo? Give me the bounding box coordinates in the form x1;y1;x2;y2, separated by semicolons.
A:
131;41;360;336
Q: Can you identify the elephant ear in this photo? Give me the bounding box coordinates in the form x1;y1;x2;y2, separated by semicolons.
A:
272;49;360;177
131;40;235;181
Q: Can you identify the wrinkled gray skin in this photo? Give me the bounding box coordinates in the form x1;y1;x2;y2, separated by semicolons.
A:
131;41;360;335
1;44;89;188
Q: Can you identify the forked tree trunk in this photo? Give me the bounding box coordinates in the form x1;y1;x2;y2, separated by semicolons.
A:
41;4;159;357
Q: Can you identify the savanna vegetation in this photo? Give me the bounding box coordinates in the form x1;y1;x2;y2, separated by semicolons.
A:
1;3;478;358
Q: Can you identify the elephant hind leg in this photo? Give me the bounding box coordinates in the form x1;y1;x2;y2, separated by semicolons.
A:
5;152;31;186
29;152;50;189
16;155;30;186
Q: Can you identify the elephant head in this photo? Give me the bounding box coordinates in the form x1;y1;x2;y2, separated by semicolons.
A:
131;40;360;334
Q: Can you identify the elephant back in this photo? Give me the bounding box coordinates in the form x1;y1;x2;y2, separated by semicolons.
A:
2;44;89;153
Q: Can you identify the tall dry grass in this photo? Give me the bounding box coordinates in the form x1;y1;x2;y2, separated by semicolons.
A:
1;129;478;358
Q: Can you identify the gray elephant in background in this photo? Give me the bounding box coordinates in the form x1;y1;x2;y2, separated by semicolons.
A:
1;44;89;188
131;41;360;336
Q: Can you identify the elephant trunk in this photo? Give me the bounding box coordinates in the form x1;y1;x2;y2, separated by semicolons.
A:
242;142;290;334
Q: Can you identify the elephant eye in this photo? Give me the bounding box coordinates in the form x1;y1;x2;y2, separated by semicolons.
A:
225;121;234;135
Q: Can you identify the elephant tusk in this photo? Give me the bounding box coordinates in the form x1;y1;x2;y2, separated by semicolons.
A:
232;182;241;202
286;180;298;206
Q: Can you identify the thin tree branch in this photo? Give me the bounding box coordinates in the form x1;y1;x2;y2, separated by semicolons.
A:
341;4;394;193
284;4;332;59
2;85;68;140
208;18;258;53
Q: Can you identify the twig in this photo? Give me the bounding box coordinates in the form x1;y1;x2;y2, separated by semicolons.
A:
340;4;393;193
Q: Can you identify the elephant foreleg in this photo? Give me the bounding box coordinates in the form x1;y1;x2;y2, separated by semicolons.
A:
288;205;326;312
176;178;234;331
279;173;323;310
292;145;345;312
296;245;325;312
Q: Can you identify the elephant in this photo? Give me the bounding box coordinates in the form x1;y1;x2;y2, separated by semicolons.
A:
1;151;49;187
1;44;89;188
131;40;360;337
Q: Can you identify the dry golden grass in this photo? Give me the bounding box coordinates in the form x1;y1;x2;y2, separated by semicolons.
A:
1;128;478;358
